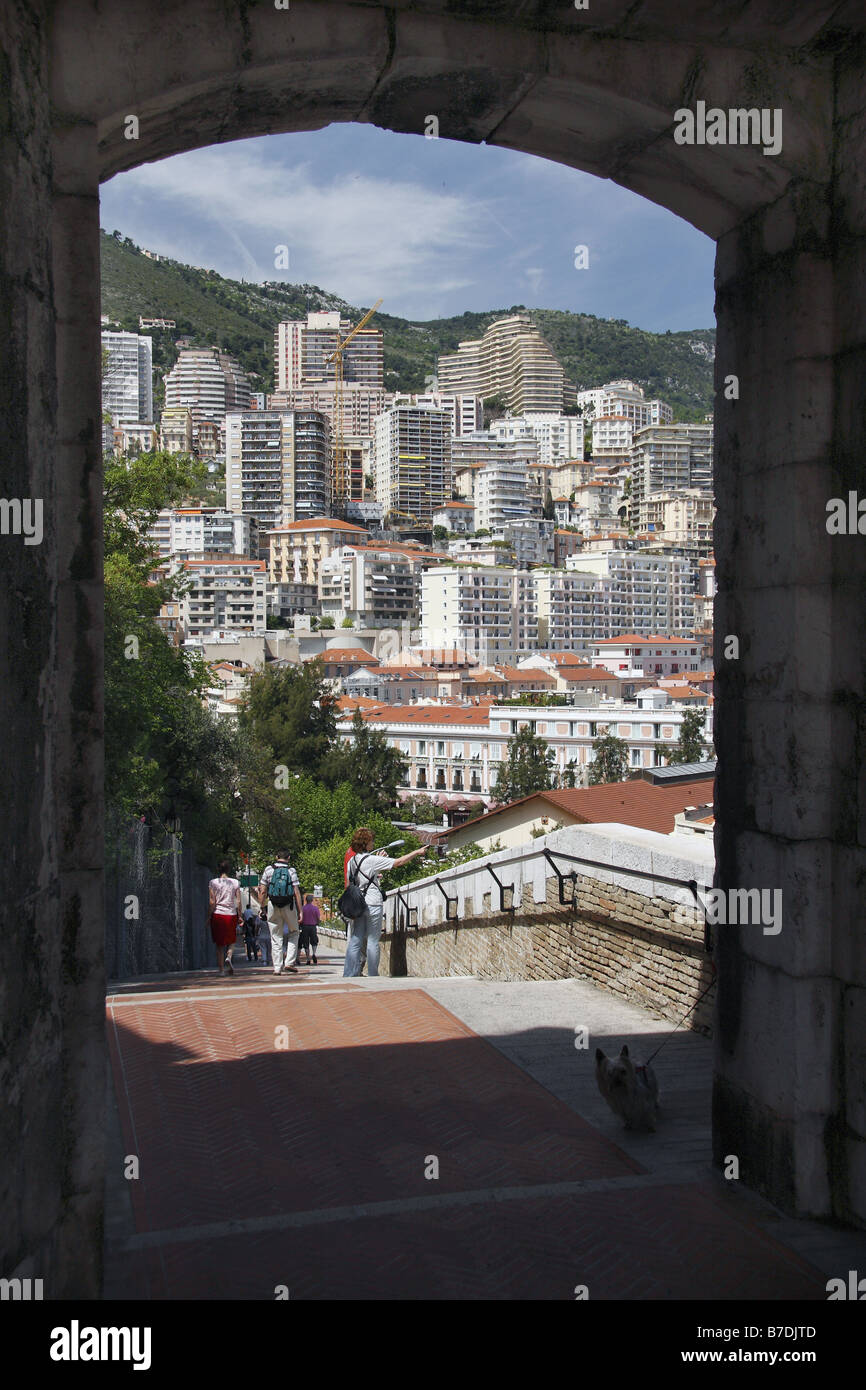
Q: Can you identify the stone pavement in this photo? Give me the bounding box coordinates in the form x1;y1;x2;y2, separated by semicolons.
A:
104;946;866;1300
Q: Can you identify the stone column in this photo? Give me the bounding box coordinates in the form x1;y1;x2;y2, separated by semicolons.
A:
0;0;105;1288
712;43;866;1225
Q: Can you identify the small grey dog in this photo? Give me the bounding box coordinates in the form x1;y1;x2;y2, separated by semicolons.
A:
595;1044;660;1131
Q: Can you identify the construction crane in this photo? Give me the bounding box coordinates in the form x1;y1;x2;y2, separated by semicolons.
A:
325;298;382;510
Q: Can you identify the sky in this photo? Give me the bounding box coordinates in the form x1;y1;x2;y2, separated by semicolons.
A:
99;123;715;331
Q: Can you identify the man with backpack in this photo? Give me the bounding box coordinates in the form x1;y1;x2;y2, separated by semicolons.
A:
258;851;303;976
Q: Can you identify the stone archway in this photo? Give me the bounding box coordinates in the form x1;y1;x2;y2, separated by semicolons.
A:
2;1;864;1295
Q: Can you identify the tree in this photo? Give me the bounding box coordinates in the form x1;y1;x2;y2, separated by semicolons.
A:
542;487;555;520
322;709;408;813
319;616;335;629
587;731;629;785
432;525;449;542
492;725;556;804
401;793;442;825
238;659;339;780
656;708;709;766
340;616;355;628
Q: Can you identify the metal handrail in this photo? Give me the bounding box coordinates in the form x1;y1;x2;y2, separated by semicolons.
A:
484;863;515;914
433;878;459;922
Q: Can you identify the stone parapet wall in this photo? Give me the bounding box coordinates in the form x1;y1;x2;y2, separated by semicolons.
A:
378;824;716;1033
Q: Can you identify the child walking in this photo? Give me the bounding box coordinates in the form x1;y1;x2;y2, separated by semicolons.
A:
298;894;320;966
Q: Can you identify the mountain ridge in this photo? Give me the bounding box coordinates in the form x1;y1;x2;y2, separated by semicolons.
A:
99;229;715;419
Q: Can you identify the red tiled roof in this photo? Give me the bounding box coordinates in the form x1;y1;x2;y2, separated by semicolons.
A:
309;649;380;665
336;701;492;727
450;777;716;838
265;518;367;534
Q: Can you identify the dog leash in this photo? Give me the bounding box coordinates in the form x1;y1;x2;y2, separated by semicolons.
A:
643;966;717;1067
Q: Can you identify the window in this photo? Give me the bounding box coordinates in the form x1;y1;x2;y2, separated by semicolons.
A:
437;741;445;755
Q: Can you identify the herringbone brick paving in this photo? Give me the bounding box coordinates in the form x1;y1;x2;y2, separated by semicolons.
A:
105;978;828;1300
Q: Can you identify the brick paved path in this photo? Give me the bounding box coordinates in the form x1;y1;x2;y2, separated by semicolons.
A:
103;963;831;1300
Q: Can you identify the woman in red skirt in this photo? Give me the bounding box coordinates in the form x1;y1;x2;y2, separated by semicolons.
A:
209;859;242;976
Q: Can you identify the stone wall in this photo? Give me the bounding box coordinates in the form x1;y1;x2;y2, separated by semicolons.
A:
378;824;716;1033
105;823;215;980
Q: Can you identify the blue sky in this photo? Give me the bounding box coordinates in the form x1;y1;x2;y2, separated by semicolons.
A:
100;123;715;331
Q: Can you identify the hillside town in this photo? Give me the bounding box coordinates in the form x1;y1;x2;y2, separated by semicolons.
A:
102;294;716;831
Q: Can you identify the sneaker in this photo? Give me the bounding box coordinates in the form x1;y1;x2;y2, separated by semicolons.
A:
225;957;234;975
312;955;317;965
285;965;299;974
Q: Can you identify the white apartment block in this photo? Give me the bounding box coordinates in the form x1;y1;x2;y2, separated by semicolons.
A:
225;410;331;540
474;456;542;532
173;555;268;639
163;348;251;438
336;692;708;801
319;544;420;628
566;549;695;635
592;414;635;456
490;412;584;466
629;423;714;522
392;392;484;438
423;549;695;658
577;379;673;428
274;311;383;392
147;507;256;559
437;314;577;415
432;501;475;533
102;331;153;423
373;405;452;524
421;566;522;659
590;636;706;679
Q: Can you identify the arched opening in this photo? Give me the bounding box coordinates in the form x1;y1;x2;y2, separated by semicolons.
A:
3;0;864;1298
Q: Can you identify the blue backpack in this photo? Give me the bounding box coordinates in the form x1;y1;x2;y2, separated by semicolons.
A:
268;862;293;908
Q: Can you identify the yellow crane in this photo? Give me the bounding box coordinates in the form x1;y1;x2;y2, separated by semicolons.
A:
325;298;382;509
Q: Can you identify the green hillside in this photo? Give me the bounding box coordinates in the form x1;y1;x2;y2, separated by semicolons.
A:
99;230;715;418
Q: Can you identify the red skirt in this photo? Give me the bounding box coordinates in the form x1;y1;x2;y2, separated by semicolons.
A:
210;912;238;947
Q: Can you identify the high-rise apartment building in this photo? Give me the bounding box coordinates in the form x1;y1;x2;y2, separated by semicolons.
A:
163;348;251;439
269;383;386;501
373;405;451;524
437;314;576;414
567;549;694;636
274;311;384;392
473;456;542;532
101;331;153;422
171;554;267;639
225;410;330;543
160;407;193;454
391;392;484;438
319;543;427;628
629;423;714;524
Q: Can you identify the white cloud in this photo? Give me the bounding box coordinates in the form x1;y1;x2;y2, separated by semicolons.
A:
105;142;493;312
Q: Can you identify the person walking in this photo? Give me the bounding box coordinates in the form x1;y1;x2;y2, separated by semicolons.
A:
258;850;302;976
209;859;242;976
298;894;321;966
257;904;272;966
343;828;425;979
242;897;260;962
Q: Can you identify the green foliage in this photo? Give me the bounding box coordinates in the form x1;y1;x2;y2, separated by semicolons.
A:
542;487;555;520
587;732;629;785
319;616;335;629
493;724;556;804
656;708;709;765
238;660;338;778
322;709;408;814
340;616;355;628
400;794;443;825
432;525;449;541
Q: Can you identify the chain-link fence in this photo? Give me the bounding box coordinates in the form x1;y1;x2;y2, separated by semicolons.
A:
106;820;214;981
